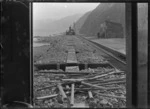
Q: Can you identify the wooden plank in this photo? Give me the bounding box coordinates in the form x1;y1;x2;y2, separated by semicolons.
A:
93;92;126;99
67;51;78;64
96;80;126;86
88;77;126;84
70;83;75;106
38;70;91;74
88;91;93;99
86;71;124;80
67;46;75;52
68;49;75;52
57;83;67;101
126;3;133;108
63;87;123;91
65;66;79;72
36;94;58;100
67;42;74;46
36;84;57;91
81;82;107;90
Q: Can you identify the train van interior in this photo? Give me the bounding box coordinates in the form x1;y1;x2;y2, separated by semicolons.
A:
1;1;149;108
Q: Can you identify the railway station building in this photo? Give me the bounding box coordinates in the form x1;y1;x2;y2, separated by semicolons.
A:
98;20;124;38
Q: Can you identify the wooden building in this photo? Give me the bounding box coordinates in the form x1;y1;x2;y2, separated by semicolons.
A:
98;20;124;38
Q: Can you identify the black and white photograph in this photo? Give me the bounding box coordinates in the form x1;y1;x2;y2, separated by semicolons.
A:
1;0;149;108
33;3;126;108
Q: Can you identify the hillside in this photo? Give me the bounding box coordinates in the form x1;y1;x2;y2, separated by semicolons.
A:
79;3;125;36
75;11;91;34
33;14;82;36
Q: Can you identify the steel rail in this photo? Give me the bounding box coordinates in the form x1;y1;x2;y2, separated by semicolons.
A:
76;35;126;65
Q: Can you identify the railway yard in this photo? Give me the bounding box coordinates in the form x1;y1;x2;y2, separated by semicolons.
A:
33;35;126;108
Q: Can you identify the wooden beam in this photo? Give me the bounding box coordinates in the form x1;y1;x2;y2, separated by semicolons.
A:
137;3;148;108
36;94;58;100
131;3;138;107
70;83;75;106
88;91;94;100
93;92;126;99
126;3;133;108
57;83;67;101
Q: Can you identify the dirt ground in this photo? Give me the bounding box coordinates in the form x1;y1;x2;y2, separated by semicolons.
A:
33;35;126;108
33;35;106;64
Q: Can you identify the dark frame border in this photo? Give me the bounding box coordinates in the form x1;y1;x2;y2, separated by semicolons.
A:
148;2;150;108
1;1;149;108
29;2;33;105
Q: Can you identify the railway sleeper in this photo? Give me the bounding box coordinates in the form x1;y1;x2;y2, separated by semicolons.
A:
34;62;114;72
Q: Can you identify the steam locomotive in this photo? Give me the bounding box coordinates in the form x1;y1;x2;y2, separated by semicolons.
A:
66;26;75;35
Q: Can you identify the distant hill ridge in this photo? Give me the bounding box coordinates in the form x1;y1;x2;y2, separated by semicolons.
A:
33;14;82;36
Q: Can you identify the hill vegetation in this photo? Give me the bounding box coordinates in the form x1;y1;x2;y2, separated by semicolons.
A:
79;3;125;36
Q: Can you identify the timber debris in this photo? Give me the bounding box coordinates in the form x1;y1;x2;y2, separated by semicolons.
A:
34;67;126;108
33;35;126;108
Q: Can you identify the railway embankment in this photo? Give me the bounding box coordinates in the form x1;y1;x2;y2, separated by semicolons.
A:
33;35;126;108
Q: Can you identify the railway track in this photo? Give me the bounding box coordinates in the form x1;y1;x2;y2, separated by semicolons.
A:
77;35;126;65
33;35;126;108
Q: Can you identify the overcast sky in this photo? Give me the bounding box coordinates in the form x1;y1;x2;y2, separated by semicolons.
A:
33;3;100;21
